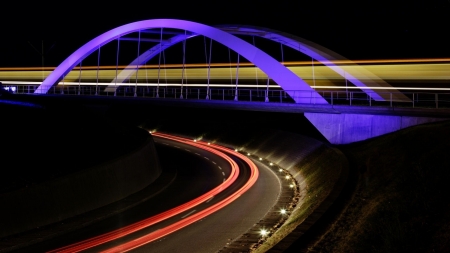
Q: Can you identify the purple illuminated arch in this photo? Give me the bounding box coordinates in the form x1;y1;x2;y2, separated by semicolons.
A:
36;19;327;104
112;25;408;102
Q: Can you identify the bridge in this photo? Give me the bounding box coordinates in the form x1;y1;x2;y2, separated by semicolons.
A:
1;19;449;144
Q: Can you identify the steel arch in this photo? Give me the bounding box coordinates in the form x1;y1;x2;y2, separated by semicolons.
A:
35;19;327;104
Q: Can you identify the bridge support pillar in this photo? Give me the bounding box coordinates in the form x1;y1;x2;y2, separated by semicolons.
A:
305;112;448;144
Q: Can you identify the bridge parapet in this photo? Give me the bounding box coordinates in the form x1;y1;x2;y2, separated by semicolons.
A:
7;83;450;110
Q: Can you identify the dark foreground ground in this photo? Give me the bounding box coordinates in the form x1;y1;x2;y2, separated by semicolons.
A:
303;120;450;253
0;96;147;194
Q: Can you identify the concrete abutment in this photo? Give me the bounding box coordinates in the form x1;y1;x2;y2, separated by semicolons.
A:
305;112;448;144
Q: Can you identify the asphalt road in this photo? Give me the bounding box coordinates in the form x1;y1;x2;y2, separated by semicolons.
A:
129;138;282;253
14;136;282;253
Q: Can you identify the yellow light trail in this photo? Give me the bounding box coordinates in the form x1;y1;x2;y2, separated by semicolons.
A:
1;58;450;71
1;59;449;91
1;63;449;80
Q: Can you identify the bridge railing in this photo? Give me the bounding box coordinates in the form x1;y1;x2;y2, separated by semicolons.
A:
5;84;450;109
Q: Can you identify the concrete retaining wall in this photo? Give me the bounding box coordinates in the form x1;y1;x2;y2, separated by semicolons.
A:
305;112;448;144
0;136;161;238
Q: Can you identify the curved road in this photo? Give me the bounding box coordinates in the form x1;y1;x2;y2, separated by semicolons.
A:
131;138;282;253
13;134;282;253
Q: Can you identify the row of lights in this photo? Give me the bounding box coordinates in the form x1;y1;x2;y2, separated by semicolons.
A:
238;150;298;239
149;132;298;244
156;137;296;240
258;208;289;238
258;206;289;236
207;146;283;239
243;150;297;191
151;133;299;197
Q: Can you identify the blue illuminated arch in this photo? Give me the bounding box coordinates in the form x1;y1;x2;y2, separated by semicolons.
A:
36;19;327;104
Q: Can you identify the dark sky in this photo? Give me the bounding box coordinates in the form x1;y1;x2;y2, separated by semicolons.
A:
1;0;449;67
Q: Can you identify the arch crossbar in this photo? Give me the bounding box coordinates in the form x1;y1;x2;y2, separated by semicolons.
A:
35;19;327;104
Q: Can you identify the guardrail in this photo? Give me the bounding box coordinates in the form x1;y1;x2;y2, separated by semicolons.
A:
4;84;450;109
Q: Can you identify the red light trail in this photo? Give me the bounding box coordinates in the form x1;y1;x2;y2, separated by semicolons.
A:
47;132;258;253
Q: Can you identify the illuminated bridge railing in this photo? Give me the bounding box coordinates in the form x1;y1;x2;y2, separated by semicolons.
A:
5;84;450;109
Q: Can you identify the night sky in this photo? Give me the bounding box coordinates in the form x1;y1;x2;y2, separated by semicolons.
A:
1;0;449;67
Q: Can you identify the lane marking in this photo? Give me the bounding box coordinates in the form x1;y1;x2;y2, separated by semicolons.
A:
222;172;225;176
181;210;197;219
205;196;214;203
184;149;191;152
204;156;210;160
174;145;180;148
218;166;222;170
212;161;216;165
195;153;200;156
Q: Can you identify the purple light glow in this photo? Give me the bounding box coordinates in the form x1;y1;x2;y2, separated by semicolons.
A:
35;19;327;104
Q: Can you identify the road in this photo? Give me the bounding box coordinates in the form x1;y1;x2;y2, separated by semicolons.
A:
13;134;281;253
131;143;282;253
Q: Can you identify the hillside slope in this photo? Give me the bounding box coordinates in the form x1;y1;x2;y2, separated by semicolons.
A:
308;120;450;253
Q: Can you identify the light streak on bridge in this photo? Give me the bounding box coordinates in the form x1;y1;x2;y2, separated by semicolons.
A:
1;60;449;86
2;58;450;71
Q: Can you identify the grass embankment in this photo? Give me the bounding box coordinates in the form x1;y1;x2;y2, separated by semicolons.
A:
254;145;346;253
309;120;450;253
